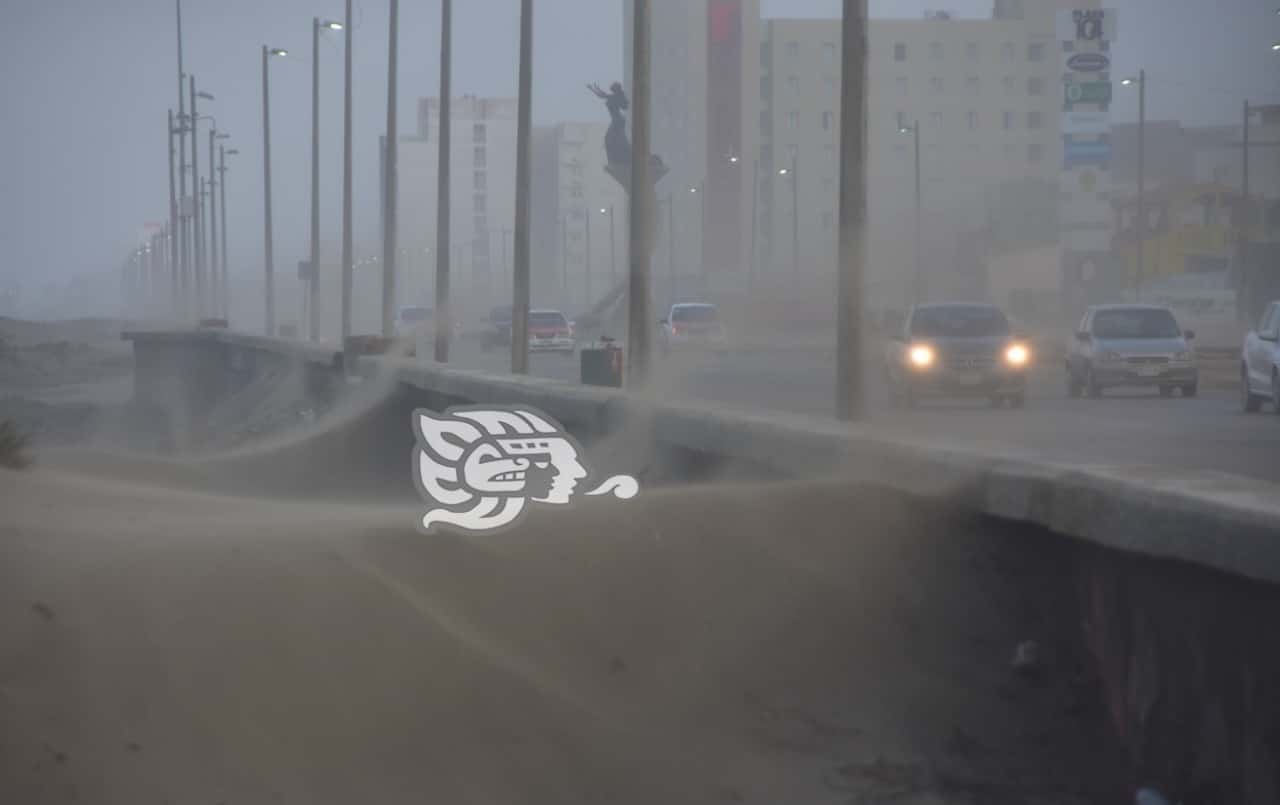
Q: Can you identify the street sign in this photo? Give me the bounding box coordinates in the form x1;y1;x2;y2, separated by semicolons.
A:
1063;110;1111;135
1063;137;1112;169
1064;80;1112;108
1057;8;1119;43
1066;52;1110;73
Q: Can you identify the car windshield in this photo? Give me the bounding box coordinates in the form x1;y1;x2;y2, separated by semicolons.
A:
529;312;568;328
398;307;431;323
910;306;1009;338
672;305;718;323
1092;309;1180;339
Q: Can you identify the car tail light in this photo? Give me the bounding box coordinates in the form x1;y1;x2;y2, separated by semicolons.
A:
671;324;680;336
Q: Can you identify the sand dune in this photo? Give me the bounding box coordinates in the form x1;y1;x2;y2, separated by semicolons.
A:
1;446;1124;804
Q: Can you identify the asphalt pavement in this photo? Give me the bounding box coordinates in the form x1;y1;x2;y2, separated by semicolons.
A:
444;340;1280;484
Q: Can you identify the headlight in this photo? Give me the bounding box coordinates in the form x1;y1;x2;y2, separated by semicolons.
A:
908;344;935;369
1173;350;1193;361
1004;343;1030;367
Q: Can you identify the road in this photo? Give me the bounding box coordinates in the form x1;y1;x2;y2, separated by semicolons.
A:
446;341;1280;484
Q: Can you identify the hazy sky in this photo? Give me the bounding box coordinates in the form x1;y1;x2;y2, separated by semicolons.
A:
2;0;1277;292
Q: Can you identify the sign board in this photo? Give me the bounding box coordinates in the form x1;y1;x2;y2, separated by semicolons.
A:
1066;52;1110;72
1057;8;1119;43
297;260;314;281
1063;137;1112;169
1064;81;1112;108
1063;111;1111;135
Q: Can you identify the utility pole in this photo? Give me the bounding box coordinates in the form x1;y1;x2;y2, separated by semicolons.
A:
836;0;868;422
218;145;230;319
666;192;675;305
606;206;616;284
208;127;218;317
912;119;922;302
560;215;569;309
626;0;653;387
434;0;452;361
262;46;286;336
310;18;321;341
749;158;759;289
190;75;204;318
790;152;799;275
381;0;399;339
341;0;354;352
1241;99;1250;317
511;0;533;374
585;206;593;310
175;0;188;320
168;109;180;318
1135;68;1145;301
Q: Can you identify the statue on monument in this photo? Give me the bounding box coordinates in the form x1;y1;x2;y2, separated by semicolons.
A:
587;81;666;179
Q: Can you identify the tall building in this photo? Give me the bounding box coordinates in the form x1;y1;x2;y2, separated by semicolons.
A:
531;122;629;312
391;96;518;316
757;10;1061;304
623;0;760;290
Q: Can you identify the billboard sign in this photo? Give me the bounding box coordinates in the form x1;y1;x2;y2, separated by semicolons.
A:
1064;138;1112;169
1066;52;1110;73
1064;81;1112;108
1063;111;1111;135
1057;8;1119;43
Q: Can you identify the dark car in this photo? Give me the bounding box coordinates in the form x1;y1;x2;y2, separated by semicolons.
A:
885;302;1032;408
481;306;513;351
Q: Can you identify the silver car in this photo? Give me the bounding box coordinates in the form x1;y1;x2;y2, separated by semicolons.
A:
1241;300;1280;413
1065;304;1198;398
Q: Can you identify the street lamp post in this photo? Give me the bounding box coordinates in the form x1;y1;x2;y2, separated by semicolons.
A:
341;0;354;353
190;78;207;317
666;192;675;306
1122;71;1145;299
219;146;237;320
584;206;593;309
601;206;616;284
381;0;400;339
899;120;922;303
167;109;180;317
311;18;343;342
262;45;288;336
434;0;452;362
777;162;799;275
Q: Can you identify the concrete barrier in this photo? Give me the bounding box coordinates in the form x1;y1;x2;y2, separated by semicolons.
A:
121;327;1280;801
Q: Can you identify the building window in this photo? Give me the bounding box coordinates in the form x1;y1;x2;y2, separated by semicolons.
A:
824;74;837;91
786;143;799;161
822;42;836;65
473;170;485;190
895;76;908;95
569;184;583;199
821;110;833;130
1003;142;1015;158
895;110;906;130
1027;42;1045;62
894;143;907;155
1002;75;1015;94
1028;110;1043;129
966;76;980;95
894;42;907;61
760;75;770;98
788;75;800;93
786;41;799;58
1001;42;1015;62
760;41;770;63
929;41;942;60
474;146;486;166
1002;110;1014;130
788;110;799;129
1027;76;1044;96
1028;142;1044;163
473;123;487;143
473;194;486;212
967;42;979;61
967;110;978;130
474;215;487;234
822;211;834;230
930;110;943;129
760;110;770;136
930;76;944;94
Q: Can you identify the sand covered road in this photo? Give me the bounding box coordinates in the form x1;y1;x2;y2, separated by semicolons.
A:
0;445;1125;804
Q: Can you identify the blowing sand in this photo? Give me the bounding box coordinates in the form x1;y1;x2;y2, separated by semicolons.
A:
1;433;1125;804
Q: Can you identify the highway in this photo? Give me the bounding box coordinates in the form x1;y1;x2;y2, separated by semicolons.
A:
446;341;1280;484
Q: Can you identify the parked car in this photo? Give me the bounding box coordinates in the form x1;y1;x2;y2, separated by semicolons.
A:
885;302;1031;408
1065;304;1198;398
1241;299;1280;413
481;306;513;351
528;309;575;355
659;302;726;353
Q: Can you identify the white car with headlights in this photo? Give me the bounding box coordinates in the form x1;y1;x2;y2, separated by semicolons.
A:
1065;304;1198;398
885;302;1032;408
659;302;726;353
1241;299;1280;413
